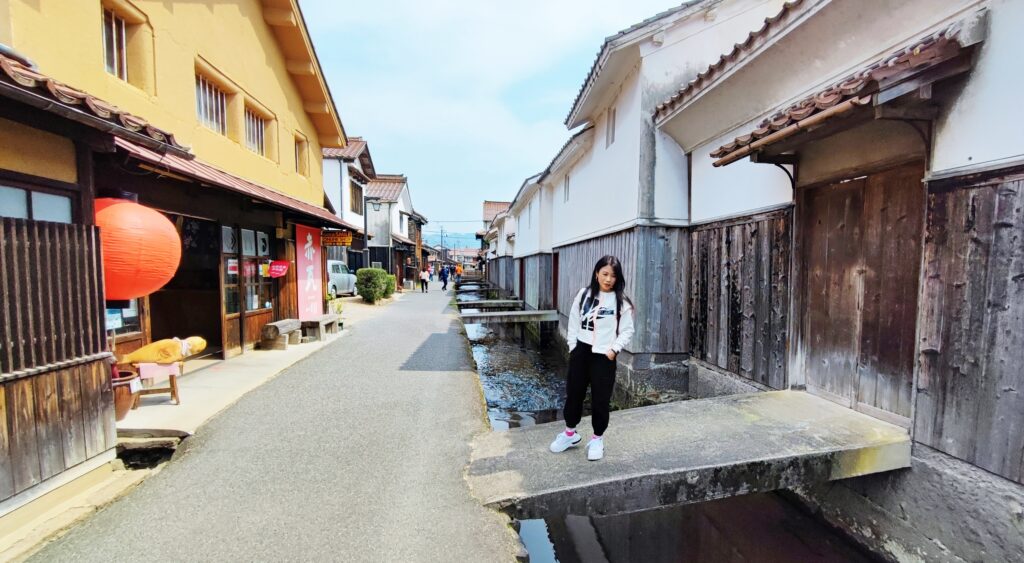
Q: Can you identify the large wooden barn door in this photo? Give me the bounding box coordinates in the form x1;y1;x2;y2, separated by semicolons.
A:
797;161;924;424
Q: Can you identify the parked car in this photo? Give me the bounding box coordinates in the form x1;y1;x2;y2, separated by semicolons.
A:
327;260;356;298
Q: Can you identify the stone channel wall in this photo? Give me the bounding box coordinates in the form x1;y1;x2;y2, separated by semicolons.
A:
691;367;1024;562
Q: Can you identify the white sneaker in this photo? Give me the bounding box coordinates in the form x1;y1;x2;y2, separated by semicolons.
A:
587;437;604;461
549;431;582;453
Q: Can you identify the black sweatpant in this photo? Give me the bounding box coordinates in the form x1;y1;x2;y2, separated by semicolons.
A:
420;280;428;292
563;341;617;436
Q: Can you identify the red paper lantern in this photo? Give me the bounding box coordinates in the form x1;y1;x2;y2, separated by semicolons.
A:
95;198;181;300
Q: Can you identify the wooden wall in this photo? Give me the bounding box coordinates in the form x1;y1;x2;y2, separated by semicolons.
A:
633;226;689;355
915;168;1024;485
487;256;515;295
521;254;553;311
1;361;115;502
689;210;790;389
555;229;638;321
0;218;115;502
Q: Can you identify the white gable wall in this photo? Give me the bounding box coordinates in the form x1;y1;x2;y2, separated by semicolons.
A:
641;0;789;223
552;65;642;248
322;157;366;230
672;0;993;222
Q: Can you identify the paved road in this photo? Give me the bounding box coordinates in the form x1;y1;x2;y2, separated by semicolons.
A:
32;287;521;562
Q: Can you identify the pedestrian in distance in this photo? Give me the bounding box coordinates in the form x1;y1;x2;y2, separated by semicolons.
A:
439;265;449;291
455;263;463;283
550;255;635;461
419;267;429;293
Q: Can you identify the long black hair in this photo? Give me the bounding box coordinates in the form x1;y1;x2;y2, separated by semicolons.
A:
582;255;632;333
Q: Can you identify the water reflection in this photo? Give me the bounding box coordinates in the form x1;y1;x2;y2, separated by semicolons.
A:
521;493;877;563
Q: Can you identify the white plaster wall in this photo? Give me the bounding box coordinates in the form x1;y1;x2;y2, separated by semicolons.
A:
367;202;391;244
339;165;365;230
322;158;343;218
540;181;553;252
642;0;788;223
653;130;689;221
322;158;366;229
513;190;543;258
640;0;788;109
663;0;982;152
932;0;1024;174
552;67;642;247
690;126;792;222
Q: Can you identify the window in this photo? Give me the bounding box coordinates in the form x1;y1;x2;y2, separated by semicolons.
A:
294;134;308;175
350;182;363;214
563;174;570;202
102;9;127;81
108;299;141;336
196;75;227;135
0;185;73;223
528;201;533;228
606;106;616;147
244;107;266;156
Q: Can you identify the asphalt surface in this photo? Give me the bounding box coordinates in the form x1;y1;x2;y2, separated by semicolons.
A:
31;287;522;562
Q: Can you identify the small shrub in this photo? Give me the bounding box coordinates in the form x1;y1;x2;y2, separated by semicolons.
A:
383;274;396;298
356;268;388;303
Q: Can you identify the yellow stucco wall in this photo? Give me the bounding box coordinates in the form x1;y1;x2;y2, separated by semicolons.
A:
0;117;77;184
7;0;327;205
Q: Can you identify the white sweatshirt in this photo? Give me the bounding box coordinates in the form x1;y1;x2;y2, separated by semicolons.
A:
566;288;635;354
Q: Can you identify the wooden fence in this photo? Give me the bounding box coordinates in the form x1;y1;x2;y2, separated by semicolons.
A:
0;218;115;503
688;208;791;390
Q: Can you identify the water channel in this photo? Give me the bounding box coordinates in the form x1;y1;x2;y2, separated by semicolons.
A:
458;285;881;562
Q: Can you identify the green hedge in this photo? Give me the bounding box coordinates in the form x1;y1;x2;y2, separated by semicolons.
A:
383;274;396;298
356;268;389;303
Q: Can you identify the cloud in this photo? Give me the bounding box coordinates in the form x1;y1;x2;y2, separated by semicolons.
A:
302;0;685;224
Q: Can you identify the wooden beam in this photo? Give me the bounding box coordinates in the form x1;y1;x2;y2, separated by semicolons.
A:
263;8;297;27
303;102;330;114
874;104;939;121
751;153;799;165
286;61;316;76
318;135;343;148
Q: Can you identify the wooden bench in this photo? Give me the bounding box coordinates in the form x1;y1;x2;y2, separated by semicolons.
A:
260;319;302;350
301;314;341;342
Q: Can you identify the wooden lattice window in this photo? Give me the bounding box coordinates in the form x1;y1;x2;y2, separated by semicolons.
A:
245;108;266;156
196;75;227;135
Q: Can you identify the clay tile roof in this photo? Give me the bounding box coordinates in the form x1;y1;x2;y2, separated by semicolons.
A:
708;20;972;165
654;0;808;123
366;174;406;202
322;136;366;160
483;201;511;222
113;137;360;231
0;52;188;155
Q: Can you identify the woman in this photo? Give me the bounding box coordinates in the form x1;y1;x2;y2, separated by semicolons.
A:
550;255;634;461
419;267;430;293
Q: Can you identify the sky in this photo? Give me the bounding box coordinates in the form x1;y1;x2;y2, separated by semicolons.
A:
301;0;686;245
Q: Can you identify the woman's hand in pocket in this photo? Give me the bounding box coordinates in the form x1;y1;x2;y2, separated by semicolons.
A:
605;350;616;361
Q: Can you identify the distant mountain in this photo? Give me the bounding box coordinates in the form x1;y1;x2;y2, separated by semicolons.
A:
422;232;480;249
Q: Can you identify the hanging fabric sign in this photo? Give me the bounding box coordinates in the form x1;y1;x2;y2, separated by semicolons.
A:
269;260;289;278
295;224;324;320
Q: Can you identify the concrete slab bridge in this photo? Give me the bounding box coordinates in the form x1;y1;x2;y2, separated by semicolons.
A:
467;391;910;519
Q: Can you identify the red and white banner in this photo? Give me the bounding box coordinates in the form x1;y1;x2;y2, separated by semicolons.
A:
268;260;290;278
295;224;323;320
